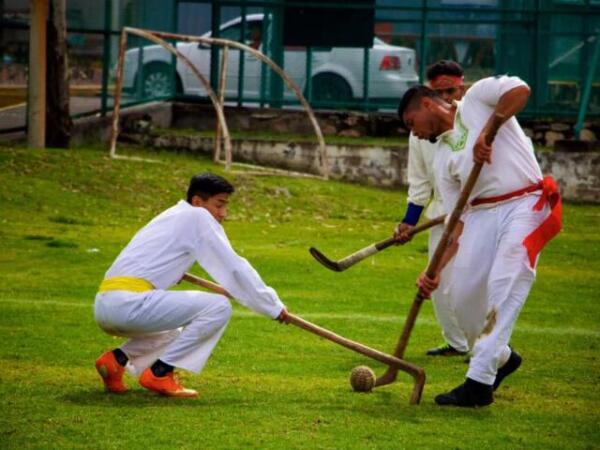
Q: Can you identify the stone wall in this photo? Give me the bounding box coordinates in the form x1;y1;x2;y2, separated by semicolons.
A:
70;101;172;145
171;103;600;148
146;132;599;203
68;100;599;203
171;103;406;138
522;119;600;149
149;133;409;187
538;152;600;203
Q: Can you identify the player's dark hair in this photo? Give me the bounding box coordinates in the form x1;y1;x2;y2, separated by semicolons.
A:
426;60;464;81
186;173;234;203
397;85;441;127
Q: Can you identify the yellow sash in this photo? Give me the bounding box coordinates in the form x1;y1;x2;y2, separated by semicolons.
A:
98;276;154;293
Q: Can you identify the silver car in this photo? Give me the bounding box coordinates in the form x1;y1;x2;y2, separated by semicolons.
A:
122;14;419;108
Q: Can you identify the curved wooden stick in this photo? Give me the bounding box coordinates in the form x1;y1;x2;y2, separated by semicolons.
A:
309;215;446;272
182;272;425;404
135;28;328;179
181;273;232;298
375;113;506;388
287;314;425;405
214;45;230;166
110;27;231;163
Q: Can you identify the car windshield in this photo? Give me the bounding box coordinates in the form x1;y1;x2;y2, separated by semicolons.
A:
218;20;263;49
218;18;387;49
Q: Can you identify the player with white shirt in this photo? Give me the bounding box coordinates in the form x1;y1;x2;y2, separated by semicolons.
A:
399;77;562;407
394;60;469;358
94;173;289;397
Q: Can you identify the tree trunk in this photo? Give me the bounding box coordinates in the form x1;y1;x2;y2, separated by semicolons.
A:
46;0;72;148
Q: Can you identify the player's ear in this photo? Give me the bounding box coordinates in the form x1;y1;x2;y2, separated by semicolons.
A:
190;195;203;207
424;96;445;114
422;96;435;111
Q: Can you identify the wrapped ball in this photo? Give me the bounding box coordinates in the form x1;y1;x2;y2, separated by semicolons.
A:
350;365;375;392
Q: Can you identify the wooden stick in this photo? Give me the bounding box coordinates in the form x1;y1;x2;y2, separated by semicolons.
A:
309;215;446;272
375;113;506;388
181;273;232;299
287;313;425;405
214;45;229;166
109;29;128;158
181;272;425;404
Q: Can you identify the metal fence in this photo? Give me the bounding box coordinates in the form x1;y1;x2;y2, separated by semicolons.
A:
1;0;599;134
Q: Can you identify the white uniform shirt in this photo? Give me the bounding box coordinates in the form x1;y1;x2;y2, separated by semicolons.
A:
105;200;285;319
433;76;543;212
407;133;445;219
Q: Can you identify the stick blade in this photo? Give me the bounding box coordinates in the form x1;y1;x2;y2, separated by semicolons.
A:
373;368;398;388
309;247;342;272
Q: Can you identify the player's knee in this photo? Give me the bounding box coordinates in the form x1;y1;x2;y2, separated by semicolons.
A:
213;295;233;322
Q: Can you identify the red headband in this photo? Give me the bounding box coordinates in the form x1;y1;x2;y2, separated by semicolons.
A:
429;75;464;89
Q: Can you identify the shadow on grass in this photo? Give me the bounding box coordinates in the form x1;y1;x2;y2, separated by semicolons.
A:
61;387;493;420
280;388;496;424
61;389;242;409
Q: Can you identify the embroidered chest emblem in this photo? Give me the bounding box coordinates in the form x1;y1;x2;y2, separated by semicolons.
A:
442;111;469;152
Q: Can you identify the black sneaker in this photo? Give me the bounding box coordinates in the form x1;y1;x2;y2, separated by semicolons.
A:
493;350;522;391
426;343;468;357
435;378;494;407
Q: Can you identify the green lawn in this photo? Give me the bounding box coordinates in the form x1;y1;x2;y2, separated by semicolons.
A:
0;144;598;449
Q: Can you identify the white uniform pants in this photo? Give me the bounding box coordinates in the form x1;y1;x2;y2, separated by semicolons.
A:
449;194;548;385
429;224;469;352
94;289;232;376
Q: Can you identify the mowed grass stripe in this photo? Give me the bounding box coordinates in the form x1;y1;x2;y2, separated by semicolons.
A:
0;298;598;337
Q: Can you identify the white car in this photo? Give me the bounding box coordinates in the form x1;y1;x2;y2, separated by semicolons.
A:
122;14;419;108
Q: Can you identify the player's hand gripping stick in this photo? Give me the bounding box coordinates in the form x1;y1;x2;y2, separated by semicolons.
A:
182;272;426;404
374;113;505;389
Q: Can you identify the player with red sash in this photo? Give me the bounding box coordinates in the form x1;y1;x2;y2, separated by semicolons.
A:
398;76;562;407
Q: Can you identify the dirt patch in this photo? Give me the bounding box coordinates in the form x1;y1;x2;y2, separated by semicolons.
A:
480;308;497;336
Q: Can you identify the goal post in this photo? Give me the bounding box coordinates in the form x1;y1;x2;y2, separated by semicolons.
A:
109;26;329;179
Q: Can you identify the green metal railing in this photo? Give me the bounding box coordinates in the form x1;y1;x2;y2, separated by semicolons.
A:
165;0;600;117
107;0;600;119
1;0;599;135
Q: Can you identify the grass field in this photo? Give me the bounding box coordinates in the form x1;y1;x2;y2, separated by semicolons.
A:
0;144;598;449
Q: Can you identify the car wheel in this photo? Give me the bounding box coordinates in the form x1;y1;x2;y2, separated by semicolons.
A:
311;73;353;107
139;63;180;98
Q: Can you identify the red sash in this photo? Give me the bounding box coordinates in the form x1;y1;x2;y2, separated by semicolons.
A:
522;176;562;268
471;176;562;268
471;183;543;207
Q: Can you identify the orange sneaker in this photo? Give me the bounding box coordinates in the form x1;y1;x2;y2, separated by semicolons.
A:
139;368;198;398
95;351;128;393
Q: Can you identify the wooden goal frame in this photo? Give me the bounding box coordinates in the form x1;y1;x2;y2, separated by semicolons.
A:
109;26;328;178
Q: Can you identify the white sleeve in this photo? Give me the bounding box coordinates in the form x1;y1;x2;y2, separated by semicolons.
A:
189;211;285;319
466;75;529;107
435;154;461;217
406;134;433;207
438;177;460;218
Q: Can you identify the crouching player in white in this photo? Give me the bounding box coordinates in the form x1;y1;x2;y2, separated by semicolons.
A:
94;173;289;397
398;77;562;407
394;60;469;358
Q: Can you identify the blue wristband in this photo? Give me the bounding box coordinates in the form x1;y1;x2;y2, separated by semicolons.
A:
402;202;424;226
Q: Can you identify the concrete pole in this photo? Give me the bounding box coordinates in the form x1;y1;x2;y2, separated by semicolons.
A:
28;0;48;148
